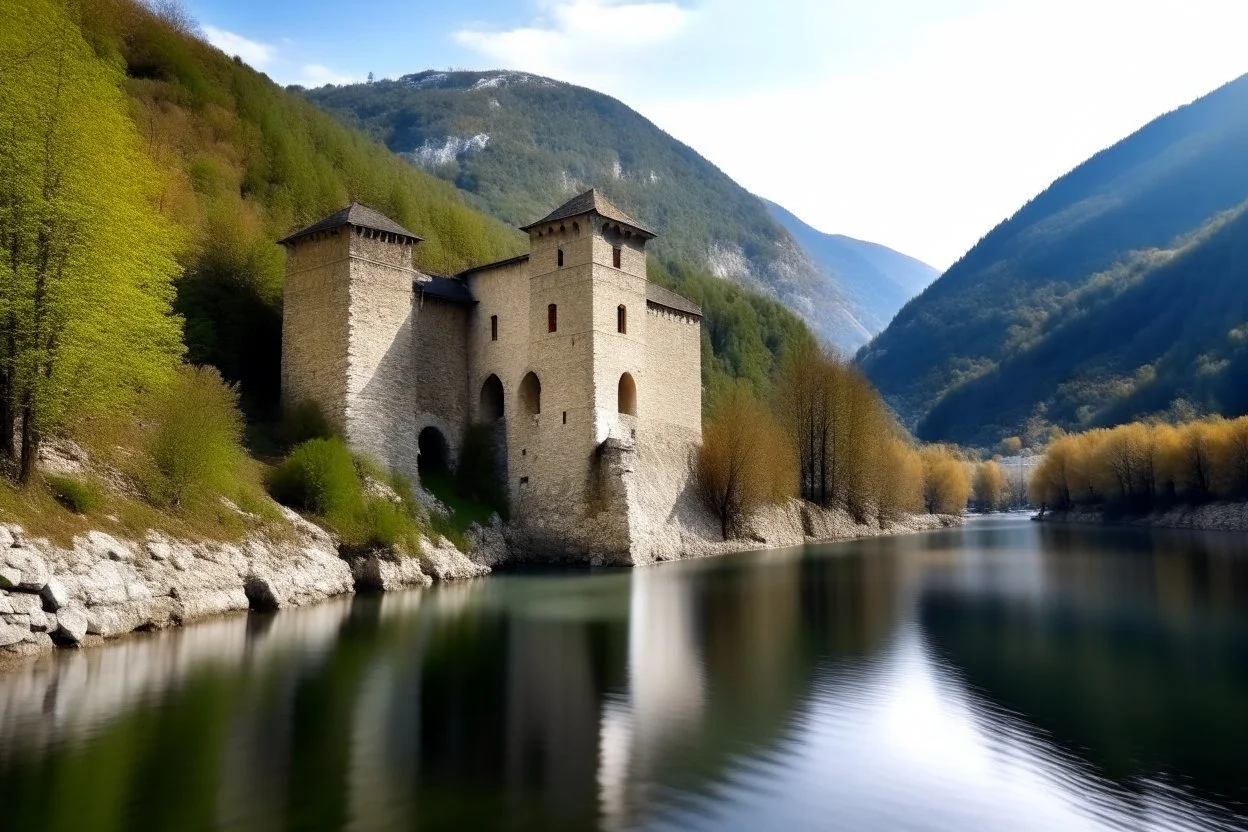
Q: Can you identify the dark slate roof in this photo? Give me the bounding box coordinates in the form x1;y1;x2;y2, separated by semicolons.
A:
520;189;656;238
417;276;475;305
457;252;530;277
646;283;702;317
278;202;423;246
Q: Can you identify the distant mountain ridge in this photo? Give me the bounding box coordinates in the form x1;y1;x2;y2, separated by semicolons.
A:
763;200;938;335
858;73;1248;446
300;69;934;353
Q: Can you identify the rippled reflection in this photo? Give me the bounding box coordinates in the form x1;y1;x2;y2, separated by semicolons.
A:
0;517;1246;831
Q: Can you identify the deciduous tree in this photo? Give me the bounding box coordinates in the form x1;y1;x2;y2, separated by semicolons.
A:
692;386;794;540
0;0;183;481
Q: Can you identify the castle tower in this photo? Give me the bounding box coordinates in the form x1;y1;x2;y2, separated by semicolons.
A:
502;190;658;558
278;203;422;479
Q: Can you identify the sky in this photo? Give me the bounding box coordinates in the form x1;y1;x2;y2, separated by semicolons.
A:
188;0;1248;270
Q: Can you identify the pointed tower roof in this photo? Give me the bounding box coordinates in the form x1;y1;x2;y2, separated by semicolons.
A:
520;189;656;238
278;202;423;246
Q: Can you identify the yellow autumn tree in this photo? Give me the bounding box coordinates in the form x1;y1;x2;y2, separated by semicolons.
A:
919;445;971;515
692;385;795;540
973;460;1008;512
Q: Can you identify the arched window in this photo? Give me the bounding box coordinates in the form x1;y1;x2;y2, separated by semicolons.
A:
618;372;637;416
548;303;558;333
557;248;564;267
417;427;449;478
617;305;627;334
520;372;541;416
479;375;504;422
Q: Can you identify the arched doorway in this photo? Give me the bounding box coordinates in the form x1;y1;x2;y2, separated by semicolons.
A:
618;372;637;415
417;427;449;478
520;372;541;415
480;374;504;422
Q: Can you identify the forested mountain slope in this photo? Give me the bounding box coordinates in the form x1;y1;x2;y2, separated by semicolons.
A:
302;70;905;353
764;200;937;334
858;74;1248;446
66;3;810;416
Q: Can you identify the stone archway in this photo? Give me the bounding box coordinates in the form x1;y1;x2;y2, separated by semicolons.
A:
480;374;504;422
417;426;450;479
618;372;637;416
520;371;541;416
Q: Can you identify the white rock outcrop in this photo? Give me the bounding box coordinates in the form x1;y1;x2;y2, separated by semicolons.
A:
0;512;355;665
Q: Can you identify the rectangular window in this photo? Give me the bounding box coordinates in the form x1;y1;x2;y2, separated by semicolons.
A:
557;249;564;267
548;303;558;333
617;305;627;334
612;246;622;268
490;315;498;341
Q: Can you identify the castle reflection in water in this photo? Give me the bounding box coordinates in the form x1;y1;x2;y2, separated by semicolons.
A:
0;518;1246;832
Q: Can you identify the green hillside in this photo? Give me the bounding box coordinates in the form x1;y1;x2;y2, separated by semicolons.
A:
300;70;873;353
858;74;1248;446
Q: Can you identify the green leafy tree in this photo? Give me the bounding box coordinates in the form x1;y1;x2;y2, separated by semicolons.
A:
0;0;184;481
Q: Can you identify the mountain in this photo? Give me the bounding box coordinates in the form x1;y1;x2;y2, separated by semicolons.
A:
300;70;924;353
858;74;1248;447
763;200;938;334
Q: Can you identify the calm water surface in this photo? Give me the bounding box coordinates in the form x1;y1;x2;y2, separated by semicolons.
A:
1;516;1247;831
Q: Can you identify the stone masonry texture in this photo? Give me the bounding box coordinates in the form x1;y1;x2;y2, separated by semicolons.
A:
281;201;704;563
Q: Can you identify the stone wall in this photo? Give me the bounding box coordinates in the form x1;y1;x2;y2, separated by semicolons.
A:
590;253;648;446
641;305;702;435
466;258;530;425
458;215;702;563
412;293;470;461
281;232;351;431
511;224;604;554
345;230;421;482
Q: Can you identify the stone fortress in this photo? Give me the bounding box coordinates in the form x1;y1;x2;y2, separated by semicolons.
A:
278;190;704;564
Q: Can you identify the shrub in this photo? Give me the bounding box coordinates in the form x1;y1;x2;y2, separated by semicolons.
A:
362;498;421;552
281;399;335;447
267;437;362;521
148;366;245;507
46;474;104;515
269;438;425;554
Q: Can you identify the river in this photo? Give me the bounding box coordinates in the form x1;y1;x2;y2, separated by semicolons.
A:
0;515;1245;831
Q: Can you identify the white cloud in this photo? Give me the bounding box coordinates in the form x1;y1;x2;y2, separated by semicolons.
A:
299;64;362;88
201;24;276;70
454;0;692;81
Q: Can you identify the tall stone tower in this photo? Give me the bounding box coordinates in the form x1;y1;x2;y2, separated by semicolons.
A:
278;203;422;479
505;191;657;558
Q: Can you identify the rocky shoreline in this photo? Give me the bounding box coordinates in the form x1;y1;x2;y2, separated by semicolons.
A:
0;502;958;669
0;507;492;667
1036;502;1248;533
